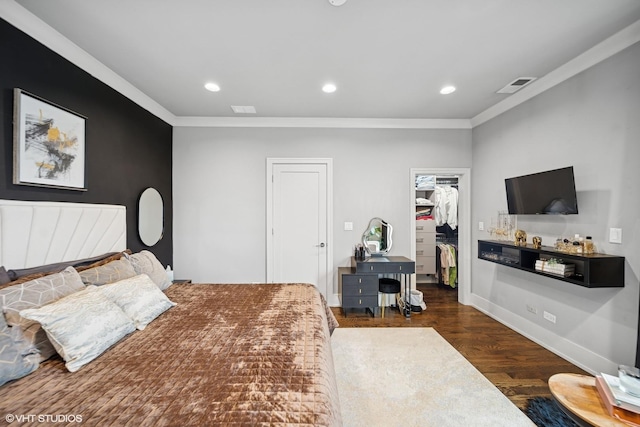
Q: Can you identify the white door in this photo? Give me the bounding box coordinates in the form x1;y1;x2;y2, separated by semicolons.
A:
267;159;332;299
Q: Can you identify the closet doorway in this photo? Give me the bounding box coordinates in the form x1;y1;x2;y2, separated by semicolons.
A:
409;168;470;305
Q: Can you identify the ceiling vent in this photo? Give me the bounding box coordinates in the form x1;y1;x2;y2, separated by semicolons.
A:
497;77;537;94
231;106;257;114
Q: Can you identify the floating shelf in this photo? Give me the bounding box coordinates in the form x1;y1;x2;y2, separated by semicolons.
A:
478;239;625;288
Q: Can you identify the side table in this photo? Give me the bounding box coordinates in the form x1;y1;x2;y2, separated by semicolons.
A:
549;373;630;427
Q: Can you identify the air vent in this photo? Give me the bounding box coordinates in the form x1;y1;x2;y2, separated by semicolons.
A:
497;77;537;94
231;106;257;114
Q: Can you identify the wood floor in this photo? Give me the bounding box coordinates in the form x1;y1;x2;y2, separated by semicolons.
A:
330;283;589;410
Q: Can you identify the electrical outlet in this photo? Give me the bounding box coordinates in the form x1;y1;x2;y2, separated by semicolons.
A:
344;221;353;231
526;305;537;314
543;311;556;323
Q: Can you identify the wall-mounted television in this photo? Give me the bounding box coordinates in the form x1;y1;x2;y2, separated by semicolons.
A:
505;166;578;215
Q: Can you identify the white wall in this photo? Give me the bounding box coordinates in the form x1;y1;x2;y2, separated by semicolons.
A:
471;42;640;374
172;127;471;294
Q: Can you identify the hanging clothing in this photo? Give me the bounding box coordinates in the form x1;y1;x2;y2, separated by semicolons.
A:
431;186;459;230
447;245;457;287
437;243;457;288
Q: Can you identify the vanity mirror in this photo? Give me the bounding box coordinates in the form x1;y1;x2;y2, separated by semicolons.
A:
138;187;164;247
362;217;393;256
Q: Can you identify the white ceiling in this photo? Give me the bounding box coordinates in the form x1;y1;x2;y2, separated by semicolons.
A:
8;0;640;124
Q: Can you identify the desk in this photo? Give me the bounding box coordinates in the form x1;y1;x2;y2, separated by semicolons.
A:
348;256;416;317
549;373;630;427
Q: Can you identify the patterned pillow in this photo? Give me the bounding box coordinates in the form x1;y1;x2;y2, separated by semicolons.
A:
0;266;86;362
125;251;171;290
98;274;176;330
0;314;39;386
78;258;137;286
20;286;136;372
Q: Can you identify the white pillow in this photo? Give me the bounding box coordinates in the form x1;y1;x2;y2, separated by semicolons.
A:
125;251;171;290
98;274;176;330
19;286;135;372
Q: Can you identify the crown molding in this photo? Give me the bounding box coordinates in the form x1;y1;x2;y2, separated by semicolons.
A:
172;116;471;129
4;1;638;130
0;0;176;125
471;19;640;128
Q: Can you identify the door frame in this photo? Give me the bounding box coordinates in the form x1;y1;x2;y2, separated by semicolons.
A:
410;167;471;305
266;158;334;299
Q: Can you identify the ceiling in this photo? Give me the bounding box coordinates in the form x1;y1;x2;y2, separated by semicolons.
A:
9;0;640;123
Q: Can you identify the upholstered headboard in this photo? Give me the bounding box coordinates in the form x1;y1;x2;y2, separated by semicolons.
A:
0;200;126;269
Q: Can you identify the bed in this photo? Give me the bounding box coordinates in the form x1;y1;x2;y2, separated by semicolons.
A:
0;201;342;426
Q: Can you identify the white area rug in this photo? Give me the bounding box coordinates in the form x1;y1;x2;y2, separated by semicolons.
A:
332;327;535;427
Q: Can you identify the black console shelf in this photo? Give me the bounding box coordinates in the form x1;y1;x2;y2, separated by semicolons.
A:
478;240;625;288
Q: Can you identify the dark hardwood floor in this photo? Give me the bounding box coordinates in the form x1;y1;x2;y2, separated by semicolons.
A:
330;283;589;410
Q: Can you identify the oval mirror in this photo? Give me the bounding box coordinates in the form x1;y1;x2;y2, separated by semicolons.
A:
362;217;393;256
138;187;164;247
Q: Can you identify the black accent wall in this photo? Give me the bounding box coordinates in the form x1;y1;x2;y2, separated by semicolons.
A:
0;19;172;267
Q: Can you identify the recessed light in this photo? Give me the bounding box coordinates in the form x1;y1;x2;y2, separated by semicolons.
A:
205;82;220;92
440;85;456;95
322;83;337;93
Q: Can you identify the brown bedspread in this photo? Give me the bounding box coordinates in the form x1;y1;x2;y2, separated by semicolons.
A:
0;283;342;426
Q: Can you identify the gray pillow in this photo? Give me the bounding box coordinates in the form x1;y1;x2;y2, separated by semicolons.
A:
6;252;122;281
125;251;171;290
0;314;39;386
0;266;86;363
78;258;137;286
0;266;10;286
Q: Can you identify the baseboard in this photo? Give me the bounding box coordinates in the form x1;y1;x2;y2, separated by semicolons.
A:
329;293;341;307
469;294;617;375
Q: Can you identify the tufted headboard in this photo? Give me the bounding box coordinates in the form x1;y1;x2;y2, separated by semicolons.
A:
0;200;126;269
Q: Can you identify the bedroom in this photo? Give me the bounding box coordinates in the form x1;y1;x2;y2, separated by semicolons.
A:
0;0;639;422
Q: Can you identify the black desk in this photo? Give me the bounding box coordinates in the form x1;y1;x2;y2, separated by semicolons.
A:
350;256;416;317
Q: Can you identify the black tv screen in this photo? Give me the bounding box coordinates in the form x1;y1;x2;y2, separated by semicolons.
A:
505;166;578;215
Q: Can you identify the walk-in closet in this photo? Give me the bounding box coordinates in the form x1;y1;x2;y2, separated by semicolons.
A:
413;173;460;288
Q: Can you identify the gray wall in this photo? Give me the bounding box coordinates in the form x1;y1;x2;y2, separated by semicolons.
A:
471;42;640;374
172;127;471;295
173;42;638;375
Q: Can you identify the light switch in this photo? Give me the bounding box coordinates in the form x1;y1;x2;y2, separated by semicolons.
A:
478;221;484;231
344;222;353;231
609;228;622;244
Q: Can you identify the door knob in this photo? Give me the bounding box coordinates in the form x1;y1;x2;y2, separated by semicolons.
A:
317;243;326;247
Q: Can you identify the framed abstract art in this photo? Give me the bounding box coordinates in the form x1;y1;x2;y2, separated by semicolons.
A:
13;89;87;191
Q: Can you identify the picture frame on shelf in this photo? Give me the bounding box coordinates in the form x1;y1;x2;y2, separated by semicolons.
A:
13;88;87;191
